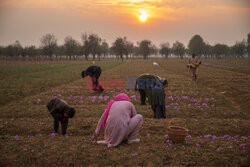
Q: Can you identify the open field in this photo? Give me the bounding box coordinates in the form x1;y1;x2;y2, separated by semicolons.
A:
0;59;249;166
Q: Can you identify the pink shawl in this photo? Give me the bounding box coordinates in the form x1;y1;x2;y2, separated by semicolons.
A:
102;93;130;128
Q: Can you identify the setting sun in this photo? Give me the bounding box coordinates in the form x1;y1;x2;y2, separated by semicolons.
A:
137;9;149;22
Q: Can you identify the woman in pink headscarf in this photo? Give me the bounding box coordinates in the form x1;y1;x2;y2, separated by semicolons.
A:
93;93;143;148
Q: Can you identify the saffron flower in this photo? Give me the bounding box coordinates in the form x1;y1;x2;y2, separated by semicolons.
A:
130;95;136;101
240;144;246;147
216;148;221;152
15;135;18;140
133;153;138;158
212;135;218;140
164;134;169;139
104;96;109;101
51;133;55;137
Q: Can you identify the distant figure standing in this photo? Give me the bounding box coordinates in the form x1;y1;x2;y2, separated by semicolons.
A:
94;93;143;148
82;65;104;92
47;98;76;136
187;53;201;81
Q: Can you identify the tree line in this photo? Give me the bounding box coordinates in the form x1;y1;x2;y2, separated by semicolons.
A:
0;33;249;61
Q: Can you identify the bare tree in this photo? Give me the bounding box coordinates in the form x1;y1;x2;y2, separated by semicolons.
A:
172;41;185;59
159;42;171;59
64;36;81;60
138;40;153;59
232;40;247;58
40;34;57;60
247;33;250;58
111;37;128;61
188;35;206;57
212;44;230;59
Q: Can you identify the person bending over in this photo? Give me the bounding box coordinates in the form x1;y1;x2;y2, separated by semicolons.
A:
47;98;75;136
81;65;104;92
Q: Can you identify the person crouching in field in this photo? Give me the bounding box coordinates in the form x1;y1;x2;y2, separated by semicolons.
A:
93;93;143;148
47;98;76;136
81;65;104;92
187;53;201;82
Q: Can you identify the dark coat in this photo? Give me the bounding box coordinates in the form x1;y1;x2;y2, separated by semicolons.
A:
85;66;102;78
151;87;166;119
135;74;168;105
47;98;71;135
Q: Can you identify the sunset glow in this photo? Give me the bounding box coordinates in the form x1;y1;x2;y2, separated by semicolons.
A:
0;0;249;46
137;9;149;22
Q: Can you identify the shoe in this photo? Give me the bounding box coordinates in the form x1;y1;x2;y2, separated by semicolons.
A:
127;138;140;144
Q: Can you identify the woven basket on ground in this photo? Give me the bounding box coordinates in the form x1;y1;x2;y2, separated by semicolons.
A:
167;118;189;143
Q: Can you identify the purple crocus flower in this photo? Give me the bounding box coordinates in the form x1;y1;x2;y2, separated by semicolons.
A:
186;135;192;138
223;134;231;139
164;134;169;139
15;135;18;140
169;143;172;147
51;133;55;137
182;96;188;100
147;133;150;137
204;134;212;139
216;148;221;152
240;144;246;147
181;145;185;149
104;96;109;101
130;95;136;101
133;153;138;158
37;99;41;102
212;135;218;140
228;146;232;149
196;144;200;147
70;133;72;136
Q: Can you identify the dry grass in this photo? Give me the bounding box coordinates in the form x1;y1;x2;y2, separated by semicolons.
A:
0;59;249;166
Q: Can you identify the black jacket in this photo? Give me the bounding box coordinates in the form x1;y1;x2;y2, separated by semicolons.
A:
85;66;102;78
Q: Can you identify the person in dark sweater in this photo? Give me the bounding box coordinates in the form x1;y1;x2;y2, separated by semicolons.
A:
47;98;76;136
151;86;166;119
135;74;168;105
81;65;104;92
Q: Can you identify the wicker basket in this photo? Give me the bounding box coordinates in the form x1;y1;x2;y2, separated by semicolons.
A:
167;118;189;143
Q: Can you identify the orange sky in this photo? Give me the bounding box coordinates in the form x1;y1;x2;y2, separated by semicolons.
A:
0;0;249;47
